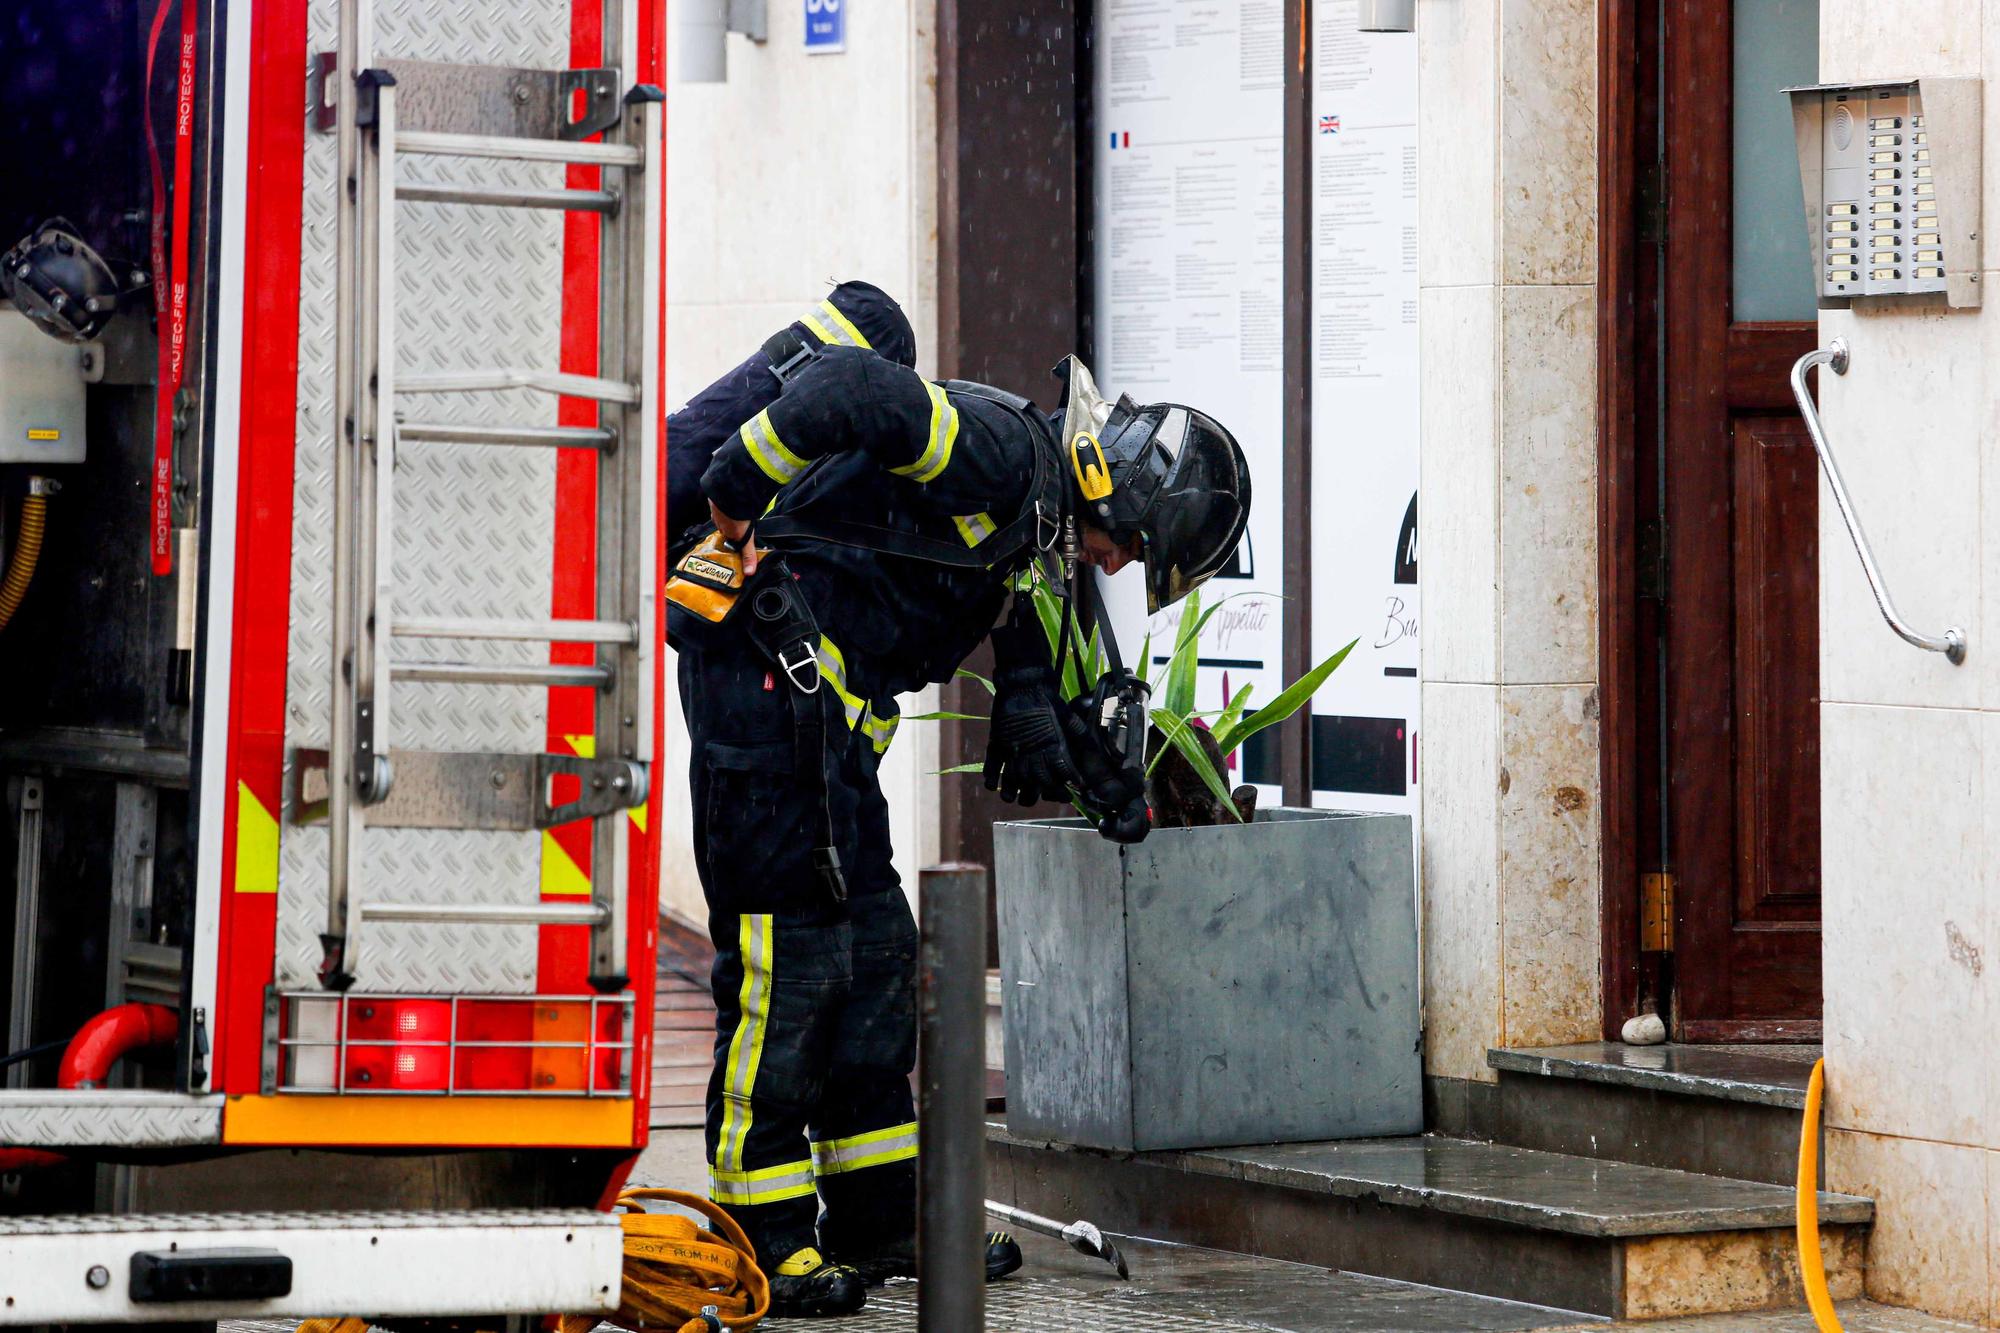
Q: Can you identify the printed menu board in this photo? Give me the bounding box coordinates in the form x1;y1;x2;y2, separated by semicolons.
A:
1091;0;1416;812
1308;0;1419;814
1093;0;1286;791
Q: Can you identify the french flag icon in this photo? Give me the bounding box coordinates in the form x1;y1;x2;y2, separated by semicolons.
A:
1110;131;1131;149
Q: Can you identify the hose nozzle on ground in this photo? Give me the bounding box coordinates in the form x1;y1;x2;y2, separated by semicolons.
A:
1059;1218;1130;1280
986;1201;1132;1281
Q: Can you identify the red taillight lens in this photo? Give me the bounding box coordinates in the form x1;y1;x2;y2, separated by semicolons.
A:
344;999;450;1090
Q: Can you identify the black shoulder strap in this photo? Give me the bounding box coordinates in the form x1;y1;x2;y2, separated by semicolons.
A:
936;378;1037;414
756;379;1064;571
760;327;820;386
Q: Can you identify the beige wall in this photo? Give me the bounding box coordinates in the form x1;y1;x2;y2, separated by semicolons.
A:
663;2;942;923
1813;2;2000;1322
1416;0;1604;1085
1418;1;2000;1317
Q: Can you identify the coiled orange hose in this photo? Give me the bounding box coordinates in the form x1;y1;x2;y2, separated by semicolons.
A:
0;492;47;633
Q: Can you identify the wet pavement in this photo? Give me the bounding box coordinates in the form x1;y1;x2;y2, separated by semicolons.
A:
217;1130;1977;1332
768;1229;1588;1330
220;1227;1986;1332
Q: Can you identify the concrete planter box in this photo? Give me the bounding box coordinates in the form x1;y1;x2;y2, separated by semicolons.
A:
995;809;1421;1152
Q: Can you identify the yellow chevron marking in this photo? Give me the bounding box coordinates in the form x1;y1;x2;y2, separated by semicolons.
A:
235;783;280;894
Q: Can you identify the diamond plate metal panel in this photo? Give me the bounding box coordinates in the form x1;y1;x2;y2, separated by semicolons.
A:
280;0;578;992
0;1093;223;1147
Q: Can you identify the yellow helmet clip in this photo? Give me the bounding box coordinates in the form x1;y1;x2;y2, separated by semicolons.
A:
1071;430;1114;503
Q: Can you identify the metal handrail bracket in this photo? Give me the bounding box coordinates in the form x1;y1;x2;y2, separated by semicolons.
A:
1790;339;1968;666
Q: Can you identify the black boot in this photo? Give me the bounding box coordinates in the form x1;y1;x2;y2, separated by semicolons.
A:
767;1246;869;1318
833;1232;1025;1286
984;1229;1025;1281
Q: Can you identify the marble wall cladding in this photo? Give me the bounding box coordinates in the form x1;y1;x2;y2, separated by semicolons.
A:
1417;0;1602;1084
1497;285;1598;686
668;1;915;308
1832;700;1984;1144
1498;0;1596;287
1813;304;1984;713
1820;703;1991;1147
1419;285;1501;683
1821;0;1982;85
1826;1129;1995;1323
660;661;704;923
1986;5;2000;262
1496;684;1602;1049
1813;7;2000;1321
1983;712;2000;1154
1417;0;1498;288
664;301;799;406
1983;304;2000;714
1420;683;1505;1084
1991;1150;2000;1329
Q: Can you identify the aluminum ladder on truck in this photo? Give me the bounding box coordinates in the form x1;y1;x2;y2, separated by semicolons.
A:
319;0;660;992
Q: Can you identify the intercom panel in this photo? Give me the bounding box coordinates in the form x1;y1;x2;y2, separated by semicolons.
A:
1787;79;1982;309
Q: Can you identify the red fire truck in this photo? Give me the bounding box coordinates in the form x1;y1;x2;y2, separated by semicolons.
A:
0;0;666;1323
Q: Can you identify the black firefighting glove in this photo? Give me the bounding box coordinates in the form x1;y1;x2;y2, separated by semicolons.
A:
1059;698;1150;844
983;604;1082;807
984;662;1082;806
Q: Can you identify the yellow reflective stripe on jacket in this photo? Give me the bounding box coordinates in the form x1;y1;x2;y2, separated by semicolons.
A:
862;711;899;755
952;512;997;547
892;383;959;483
811;1121;920;1176
817;637;898;754
715;914;774;1172
815;637;868;731
739;409;808;485
709;1158;818;1206
800;298;873;349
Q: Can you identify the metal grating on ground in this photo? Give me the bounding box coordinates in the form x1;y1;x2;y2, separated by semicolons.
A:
775;1278;1279;1330
222;1281;1281;1332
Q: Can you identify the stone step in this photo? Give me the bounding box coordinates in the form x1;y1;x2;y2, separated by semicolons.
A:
1478;1043;1819;1185
987;1125;1872;1320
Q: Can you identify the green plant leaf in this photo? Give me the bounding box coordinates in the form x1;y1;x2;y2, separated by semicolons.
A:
954;667;995;696
1213;637;1358;756
1137;630;1154;687
1155;589;1266;720
903;710;988;722
936;762;986;775
1216;681;1255;738
1148;708;1243;821
1161;587;1203;717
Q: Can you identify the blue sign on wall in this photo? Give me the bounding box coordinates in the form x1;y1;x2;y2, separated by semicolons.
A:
804;0;845;53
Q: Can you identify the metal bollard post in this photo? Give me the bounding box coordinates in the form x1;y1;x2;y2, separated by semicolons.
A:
917;863;988;1332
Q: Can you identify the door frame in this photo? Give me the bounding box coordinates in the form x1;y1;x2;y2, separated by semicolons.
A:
1597;0;1825;1041
1597;0;1657;1040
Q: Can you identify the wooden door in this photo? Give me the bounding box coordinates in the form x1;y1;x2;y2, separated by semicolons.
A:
1658;1;1823;1040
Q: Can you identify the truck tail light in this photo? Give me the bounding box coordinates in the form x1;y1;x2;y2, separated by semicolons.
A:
276;992;633;1096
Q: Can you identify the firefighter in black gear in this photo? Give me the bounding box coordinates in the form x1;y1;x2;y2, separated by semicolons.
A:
669;286;1249;1319
668;280;917;546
